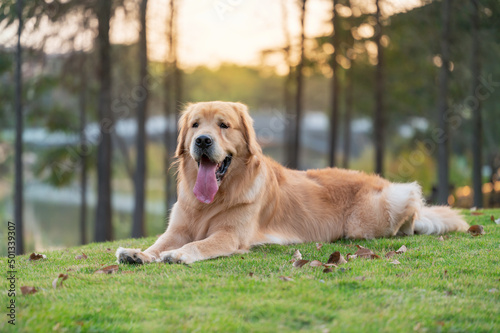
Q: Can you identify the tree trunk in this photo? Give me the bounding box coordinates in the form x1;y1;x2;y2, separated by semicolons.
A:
437;0;451;205
374;0;385;176
165;0;179;214
343;65;353;169
281;0;293;167
470;0;482;208
290;0;307;170
94;0;113;242
132;0;149;238
79;54;88;245
14;0;24;255
328;0;340;167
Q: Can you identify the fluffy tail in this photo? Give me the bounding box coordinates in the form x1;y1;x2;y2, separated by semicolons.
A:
414;206;469;235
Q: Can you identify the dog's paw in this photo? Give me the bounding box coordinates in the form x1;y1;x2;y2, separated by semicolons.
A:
158;250;195;265
115;247;156;264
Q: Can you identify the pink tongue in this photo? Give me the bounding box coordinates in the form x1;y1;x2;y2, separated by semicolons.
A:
193;156;219;204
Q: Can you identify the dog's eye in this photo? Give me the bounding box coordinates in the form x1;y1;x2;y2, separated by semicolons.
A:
192;122;199;128
220;123;229;129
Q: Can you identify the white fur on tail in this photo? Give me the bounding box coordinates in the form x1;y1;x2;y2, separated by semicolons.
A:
414;206;469;235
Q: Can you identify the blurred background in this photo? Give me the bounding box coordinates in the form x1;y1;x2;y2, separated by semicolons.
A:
0;0;499;255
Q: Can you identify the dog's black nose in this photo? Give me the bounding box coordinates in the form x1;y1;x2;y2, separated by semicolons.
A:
195;135;212;149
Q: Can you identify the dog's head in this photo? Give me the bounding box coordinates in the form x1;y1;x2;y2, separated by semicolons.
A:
175;101;261;204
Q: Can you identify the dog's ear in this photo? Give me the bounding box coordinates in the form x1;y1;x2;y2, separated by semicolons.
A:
232;102;261;156
174;104;192;158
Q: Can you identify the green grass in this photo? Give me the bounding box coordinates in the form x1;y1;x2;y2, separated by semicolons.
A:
2;210;500;332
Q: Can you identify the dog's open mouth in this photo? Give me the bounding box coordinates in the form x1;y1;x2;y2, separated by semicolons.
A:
193;154;232;204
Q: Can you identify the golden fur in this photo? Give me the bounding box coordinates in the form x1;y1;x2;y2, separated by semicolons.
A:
117;101;469;264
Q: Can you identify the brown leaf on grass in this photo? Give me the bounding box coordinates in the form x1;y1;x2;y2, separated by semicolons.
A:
309;260;323;267
346;253;357;261
75;253;88;260
385;251;396;259
278;276;293;281
316;243;323;251
292;249;302;261
467;225;485;237
29;253;46;261
491;215;495;222
95;265;119;274
437;236;444;241
323;263;337;267
323;267;334;273
293;259;309;268
396;245;407;254
328;251;347;265
470;211;484;216
52;274;69;289
355;246;379;259
20;286;37;295
106;248;112;252
248;272;254;277
390;259;401;265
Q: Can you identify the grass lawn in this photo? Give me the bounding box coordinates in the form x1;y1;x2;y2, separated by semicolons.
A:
2;210;499;332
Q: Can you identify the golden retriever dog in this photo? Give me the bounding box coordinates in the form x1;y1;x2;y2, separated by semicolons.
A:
116;101;469;265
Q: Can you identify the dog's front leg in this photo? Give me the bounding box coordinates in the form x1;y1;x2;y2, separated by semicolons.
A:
159;229;241;265
116;203;191;264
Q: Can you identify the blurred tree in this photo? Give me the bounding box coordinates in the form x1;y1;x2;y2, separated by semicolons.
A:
164;0;179;215
343;64;353;169
437;0;452;205
14;0;24;255
374;0;385;176
78;53;88;244
470;0;482;207
290;0;307;170
328;0;340;167
281;0;294;167
94;0;113;242
132;0;149;238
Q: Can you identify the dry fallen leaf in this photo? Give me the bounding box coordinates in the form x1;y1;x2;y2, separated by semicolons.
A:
316;243;323;251
323;263;337;267
292;250;302;261
328;251;347;265
346;253;357;261
437;236;444;241
390;259;401;265
29;253;46;261
75;253;88;260
396;245;407;254
52;274;69;289
309;260;323;267
248;272;254;277
106;248;112;252
355;246;379;259
385;251;396;259
491;215;495;222
467;225;485;237
278;276;293;282
323;267;334;273
471;211;484;216
20;286;37;295
292;259;309;268
95;265;119;274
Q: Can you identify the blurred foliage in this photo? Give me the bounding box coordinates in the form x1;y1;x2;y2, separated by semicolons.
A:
0;0;499;198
